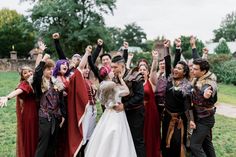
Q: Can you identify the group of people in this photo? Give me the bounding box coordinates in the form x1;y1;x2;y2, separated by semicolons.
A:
0;34;217;157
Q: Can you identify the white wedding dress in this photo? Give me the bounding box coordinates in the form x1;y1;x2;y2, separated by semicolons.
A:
85;81;137;157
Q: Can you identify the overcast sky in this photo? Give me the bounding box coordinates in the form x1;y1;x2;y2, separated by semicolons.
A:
1;0;236;42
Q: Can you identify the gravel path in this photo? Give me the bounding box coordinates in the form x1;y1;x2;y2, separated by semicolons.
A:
215;103;236;118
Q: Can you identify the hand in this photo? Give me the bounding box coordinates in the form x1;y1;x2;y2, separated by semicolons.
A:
204;86;213;99
38;41;47;52
85;45;93;54
189;120;196;129
152;50;159;60
202;47;209;54
175;38;181;48
123;41;129;49
0;97;8;108
52;33;60;39
97;39;103;46
163;40;170;48
128;53;134;59
113;102;124;112
190;36;196;48
59;117;65;128
42;54;50;62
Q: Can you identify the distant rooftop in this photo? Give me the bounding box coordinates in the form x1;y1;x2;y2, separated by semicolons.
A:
118;46;143;53
205;40;236;54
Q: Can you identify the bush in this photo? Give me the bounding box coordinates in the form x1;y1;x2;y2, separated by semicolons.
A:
211;59;236;84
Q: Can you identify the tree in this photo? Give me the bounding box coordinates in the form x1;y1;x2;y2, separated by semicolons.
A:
214;38;231;54
0;8;35;58
120;23;147;47
213;11;236;42
30;0;116;56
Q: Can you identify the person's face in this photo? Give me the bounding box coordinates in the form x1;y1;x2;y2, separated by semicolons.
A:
192;64;205;78
173;64;185;79
159;60;165;71
71;56;81;65
102;56;111;67
43;67;54;79
111;62;123;76
60;62;69;75
138;65;149;79
82;66;90;78
22;69;33;80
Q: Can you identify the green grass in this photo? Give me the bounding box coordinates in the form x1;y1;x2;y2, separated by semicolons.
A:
0;72;236;156
218;83;236;106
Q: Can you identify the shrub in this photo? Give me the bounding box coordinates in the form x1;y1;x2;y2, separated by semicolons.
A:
211;59;236;84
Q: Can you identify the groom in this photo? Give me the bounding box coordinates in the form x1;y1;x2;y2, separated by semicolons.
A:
111;55;146;157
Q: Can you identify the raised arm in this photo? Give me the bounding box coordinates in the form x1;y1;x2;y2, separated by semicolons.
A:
150;50;159;86
91;39;103;64
35;41;47;68
126;53;133;70
79;45;92;70
202;47;209;60
173;38;182;67
190;36;200;59
122;42;129;63
52;33;67;60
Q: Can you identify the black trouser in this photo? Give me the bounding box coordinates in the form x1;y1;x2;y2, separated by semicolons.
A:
126;106;146;157
161;111;187;157
190;116;216;157
35;117;60;157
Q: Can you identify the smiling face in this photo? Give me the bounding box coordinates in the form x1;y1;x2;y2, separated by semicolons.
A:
173;63;185;80
101;55;111;67
159;59;165;72
21;69;33;80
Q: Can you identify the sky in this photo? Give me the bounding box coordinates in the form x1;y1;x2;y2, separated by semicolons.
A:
1;0;236;42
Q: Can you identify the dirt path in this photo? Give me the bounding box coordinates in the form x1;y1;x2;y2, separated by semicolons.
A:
215;103;236;118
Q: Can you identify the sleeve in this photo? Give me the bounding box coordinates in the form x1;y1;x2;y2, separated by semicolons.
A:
88;55;102;82
184;93;194;121
123;49;128;63
17;82;31;94
32;61;45;99
54;39;67;59
91;45;102;64
192;48;200;59
164;55;172;78
173;48;181;68
123;80;144;109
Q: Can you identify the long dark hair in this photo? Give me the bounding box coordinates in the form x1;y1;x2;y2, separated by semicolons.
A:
177;61;190;79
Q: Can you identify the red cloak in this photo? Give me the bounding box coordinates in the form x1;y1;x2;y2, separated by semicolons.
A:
67;69;89;157
16;81;38;157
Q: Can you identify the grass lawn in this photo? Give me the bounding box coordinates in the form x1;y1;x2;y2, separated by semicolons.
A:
0;72;236;156
218;83;236;106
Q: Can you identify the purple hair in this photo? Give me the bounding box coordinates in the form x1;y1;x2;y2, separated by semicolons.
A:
53;59;70;77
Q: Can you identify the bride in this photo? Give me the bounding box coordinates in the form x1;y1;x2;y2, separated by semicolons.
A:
85;65;137;157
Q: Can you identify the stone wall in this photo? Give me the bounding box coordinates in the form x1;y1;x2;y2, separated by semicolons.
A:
0;59;35;72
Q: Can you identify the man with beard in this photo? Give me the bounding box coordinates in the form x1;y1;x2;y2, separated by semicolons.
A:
111;55;146;157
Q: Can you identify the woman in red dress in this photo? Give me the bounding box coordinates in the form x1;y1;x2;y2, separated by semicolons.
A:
138;60;161;157
0;66;38;157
